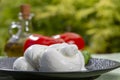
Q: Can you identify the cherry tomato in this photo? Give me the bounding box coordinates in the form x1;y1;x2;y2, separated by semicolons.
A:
53;32;85;50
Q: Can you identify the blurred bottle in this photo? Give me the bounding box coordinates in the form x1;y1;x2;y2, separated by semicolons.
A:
4;4;33;57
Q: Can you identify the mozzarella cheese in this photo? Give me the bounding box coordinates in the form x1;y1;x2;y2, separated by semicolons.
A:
24;44;48;69
39;43;86;72
13;57;35;71
13;43;86;72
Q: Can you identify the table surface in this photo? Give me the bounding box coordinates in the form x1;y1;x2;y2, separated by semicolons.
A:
0;53;120;80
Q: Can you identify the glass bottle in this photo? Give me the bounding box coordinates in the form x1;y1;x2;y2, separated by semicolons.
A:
4;4;33;57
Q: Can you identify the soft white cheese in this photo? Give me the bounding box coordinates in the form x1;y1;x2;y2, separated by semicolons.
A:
13;57;35;71
24;44;48;69
13;43;86;72
39;43;86;72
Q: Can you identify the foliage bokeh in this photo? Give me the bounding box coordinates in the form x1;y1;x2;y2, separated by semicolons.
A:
0;0;120;55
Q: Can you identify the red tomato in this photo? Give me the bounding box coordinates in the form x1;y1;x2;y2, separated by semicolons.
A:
53;32;85;50
24;34;64;51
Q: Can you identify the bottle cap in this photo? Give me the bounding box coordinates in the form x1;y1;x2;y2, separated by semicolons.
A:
20;4;30;19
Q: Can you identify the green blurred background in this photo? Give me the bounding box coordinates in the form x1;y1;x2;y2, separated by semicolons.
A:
0;0;120;56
